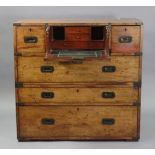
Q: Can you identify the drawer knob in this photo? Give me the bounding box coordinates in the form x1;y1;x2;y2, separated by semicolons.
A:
41;66;54;73
102;66;116;72
41;92;54;98
102;92;115;98
41;118;55;125
24;36;38;43
119;36;132;43
102;118;115;125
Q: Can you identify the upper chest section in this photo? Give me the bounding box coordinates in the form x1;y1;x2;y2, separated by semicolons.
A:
14;19;143;58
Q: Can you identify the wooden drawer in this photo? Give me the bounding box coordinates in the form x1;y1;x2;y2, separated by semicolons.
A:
16;26;45;53
65;27;90;34
50;41;105;50
16;56;139;83
66;33;90;41
18;106;138;140
17;85;138;105
112;26;140;53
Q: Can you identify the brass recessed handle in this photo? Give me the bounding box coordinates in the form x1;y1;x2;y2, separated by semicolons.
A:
24;36;38;43
41;92;54;98
102;118;115;125
119;36;132;43
40;66;54;73
102;92;115;98
102;66;116;72
41;118;55;125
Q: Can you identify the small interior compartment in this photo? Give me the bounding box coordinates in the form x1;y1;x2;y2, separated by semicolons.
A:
91;26;106;40
53;26;65;40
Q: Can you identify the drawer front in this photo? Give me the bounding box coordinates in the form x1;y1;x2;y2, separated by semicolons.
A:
16;26;45;53
66;33;90;41
112;26;140;53
50;41;105;49
65;27;90;34
17;56;139;83
17;87;138;105
18;106;138;140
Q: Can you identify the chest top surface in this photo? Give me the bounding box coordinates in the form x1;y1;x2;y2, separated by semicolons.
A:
14;18;143;26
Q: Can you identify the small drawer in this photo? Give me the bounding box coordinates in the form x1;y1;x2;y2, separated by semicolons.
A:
65;27;90;34
16;26;45;53
112;26;140;53
18;106;138;140
66;33;90;41
17;86;138;105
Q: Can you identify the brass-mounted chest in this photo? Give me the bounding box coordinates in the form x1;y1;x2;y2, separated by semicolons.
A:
14;18;143;141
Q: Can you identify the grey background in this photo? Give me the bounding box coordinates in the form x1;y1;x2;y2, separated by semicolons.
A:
0;6;154;148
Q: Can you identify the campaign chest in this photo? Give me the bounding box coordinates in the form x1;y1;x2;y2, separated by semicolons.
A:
14;19;143;141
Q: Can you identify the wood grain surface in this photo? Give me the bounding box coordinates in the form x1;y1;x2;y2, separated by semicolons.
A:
16;26;45;53
17;86;138;105
112;26;140;53
18;105;138;140
17;56;139;83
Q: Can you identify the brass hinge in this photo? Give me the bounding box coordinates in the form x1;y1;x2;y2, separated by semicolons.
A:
133;102;141;106
13;23;21;26
15;52;22;56
15;82;23;88
134;52;143;56
16;102;24;106
108;23;112;30
133;81;141;89
45;23;48;28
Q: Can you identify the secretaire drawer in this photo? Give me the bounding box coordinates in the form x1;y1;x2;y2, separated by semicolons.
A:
17;85;138;105
112;26;141;53
65;27;90;34
66;33;90;41
15;26;45;53
16;56;140;83
18;106;138;140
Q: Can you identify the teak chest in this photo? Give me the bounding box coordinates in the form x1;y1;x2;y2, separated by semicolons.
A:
14;19;143;141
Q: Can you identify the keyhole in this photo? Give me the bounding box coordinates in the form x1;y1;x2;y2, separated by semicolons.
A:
29;28;32;32
76;89;79;93
124;28;127;32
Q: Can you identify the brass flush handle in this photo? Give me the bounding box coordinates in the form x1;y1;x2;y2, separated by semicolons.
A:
41;92;54;98
102;92;115;98
41;118;55;125
102;118;115;125
24;36;38;43
40;66;54;73
102;66;116;72
119;36;132;43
